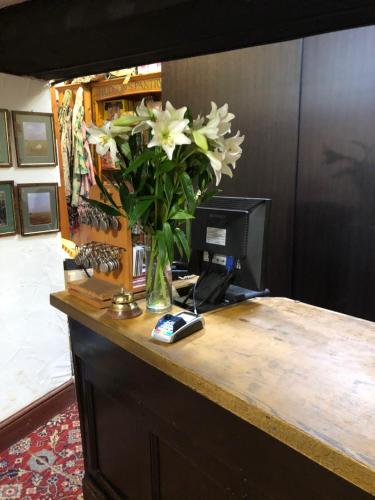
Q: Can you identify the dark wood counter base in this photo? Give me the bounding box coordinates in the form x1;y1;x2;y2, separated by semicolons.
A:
70;319;372;500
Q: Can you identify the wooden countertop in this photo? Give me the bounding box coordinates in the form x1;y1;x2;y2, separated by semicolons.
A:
51;292;375;495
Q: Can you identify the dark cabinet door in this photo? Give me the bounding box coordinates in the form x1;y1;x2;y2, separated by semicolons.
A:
293;26;375;320
70;320;243;500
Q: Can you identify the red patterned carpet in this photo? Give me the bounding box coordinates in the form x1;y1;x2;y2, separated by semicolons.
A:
0;404;83;499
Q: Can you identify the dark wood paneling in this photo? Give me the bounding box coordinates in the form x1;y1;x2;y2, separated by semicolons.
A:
163;41;302;296
0;379;76;453
294;26;375;320
71;319;372;500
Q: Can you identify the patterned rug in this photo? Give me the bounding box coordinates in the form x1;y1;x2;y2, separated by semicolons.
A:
0;404;83;499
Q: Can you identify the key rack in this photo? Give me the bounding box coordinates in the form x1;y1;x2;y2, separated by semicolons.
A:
79;183;146;293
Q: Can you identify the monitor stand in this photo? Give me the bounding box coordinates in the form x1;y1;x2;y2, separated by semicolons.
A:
173;284;270;314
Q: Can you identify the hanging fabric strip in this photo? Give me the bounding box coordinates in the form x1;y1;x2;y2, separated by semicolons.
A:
58;89;73;201
71;87;87;207
80;121;96;197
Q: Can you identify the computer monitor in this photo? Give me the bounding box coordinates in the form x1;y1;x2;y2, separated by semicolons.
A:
189;196;271;293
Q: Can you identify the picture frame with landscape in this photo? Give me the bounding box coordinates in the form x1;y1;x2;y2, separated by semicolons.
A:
0;109;12;167
12;111;57;167
0;181;17;236
17;183;60;236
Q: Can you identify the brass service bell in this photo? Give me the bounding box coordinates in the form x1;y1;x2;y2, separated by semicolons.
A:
107;287;142;320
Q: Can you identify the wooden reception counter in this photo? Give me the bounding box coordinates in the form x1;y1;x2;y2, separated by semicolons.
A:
51;292;375;500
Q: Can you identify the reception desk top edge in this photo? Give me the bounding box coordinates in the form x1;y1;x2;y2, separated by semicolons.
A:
50;291;375;496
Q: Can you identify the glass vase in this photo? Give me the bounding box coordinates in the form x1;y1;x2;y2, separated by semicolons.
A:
145;234;172;313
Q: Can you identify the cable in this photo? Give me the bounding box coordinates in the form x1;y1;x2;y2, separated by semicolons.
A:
191;252;214;314
81;265;92;278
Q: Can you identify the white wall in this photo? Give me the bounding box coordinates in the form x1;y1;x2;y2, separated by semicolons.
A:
0;73;71;421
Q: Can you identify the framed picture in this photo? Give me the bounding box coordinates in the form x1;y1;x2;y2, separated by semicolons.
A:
0;181;17;236
103;99;125;121
12;111;57;167
0;109;12;167
17;183;60;236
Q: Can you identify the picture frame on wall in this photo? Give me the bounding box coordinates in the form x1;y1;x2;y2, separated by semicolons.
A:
12;111;57;167
17;183;60;236
0;109;12;167
0;181;17;237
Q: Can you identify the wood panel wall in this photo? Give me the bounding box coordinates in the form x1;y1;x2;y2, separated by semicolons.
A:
163;26;375;320
163;41;303;297
294;26;375;320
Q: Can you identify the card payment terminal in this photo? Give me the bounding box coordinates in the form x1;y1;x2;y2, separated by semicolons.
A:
151;312;204;343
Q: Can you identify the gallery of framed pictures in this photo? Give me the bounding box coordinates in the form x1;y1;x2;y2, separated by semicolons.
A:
1;109;57;168
0;182;60;237
17;183;60;236
0;109;12;167
0;181;17;237
12;111;57;168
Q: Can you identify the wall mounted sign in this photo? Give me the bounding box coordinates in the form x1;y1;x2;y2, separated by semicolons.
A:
0;180;17;236
92;76;162;101
12;111;57;167
17;183;60;236
0;109;12;167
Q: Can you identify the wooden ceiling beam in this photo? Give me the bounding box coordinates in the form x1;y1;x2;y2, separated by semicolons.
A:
0;0;374;80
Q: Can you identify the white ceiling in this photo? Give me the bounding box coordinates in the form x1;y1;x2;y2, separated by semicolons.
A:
0;0;28;9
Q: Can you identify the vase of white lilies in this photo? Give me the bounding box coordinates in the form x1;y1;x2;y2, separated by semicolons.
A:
87;99;244;313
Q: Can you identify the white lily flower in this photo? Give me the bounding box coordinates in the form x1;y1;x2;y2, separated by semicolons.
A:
192;115;204;130
165;101;188;121
136;98;154;119
190;114;220;150
128;98;154;135
107;121;132;139
193;114;220;139
205;150;226;186
132;99;185;136
132;120;151;135
207;102;235;136
206;138;240;185
220;131;244;168
198;117;220;140
147;113;191;160
87;123;119;161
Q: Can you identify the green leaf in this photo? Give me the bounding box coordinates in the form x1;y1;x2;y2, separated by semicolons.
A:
173;232;183;258
155;176;163;200
108;169;126;188
94;174;118;209
125;148;155;176
119;183;131;213
81;197;122;217
136;195;160;203
180;172;196;212
156;160;176;176
174;227;190;259
192;131;208;151
117;140;132;161
128;198;154;226
170;210;195;220
162;173;173;205
134;162;148;194
201;188;220;203
163;222;174;263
